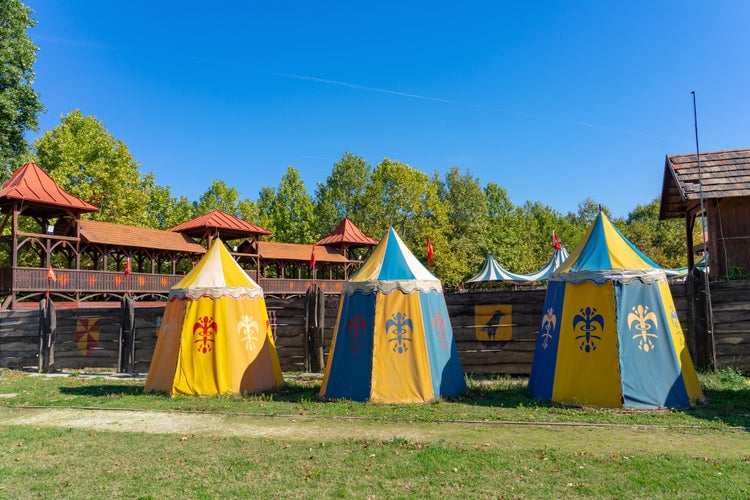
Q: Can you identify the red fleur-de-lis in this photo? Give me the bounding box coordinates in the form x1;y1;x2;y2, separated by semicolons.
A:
432;311;448;350
345;314;367;353
193;316;217;354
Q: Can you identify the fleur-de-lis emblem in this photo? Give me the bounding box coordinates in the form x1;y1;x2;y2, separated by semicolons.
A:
345;314;367;354
386;312;413;354
628;304;658;352
573;307;604;353
541;307;557;349
237;314;258;351
432;311;448;350
193;316;217;354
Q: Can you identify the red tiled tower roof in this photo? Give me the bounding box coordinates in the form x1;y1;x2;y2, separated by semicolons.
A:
169;209;271;239
0;162;99;215
315;217;378;248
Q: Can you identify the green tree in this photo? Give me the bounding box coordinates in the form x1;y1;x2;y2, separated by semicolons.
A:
484;183;527;272
33;110;150;225
314;152;371;237
255;185;276;234
142;174;195;230
0;0;44;179
361;159;449;277
622;198;687;268
265;166;316;243
194;179;243;216
439;167;489;283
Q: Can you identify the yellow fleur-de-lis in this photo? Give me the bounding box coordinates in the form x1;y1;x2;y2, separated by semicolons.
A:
541;307;557;349
627;304;658;352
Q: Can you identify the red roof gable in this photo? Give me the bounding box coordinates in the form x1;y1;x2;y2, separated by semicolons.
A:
169;209;271;239
315;218;378;247
0;162;99;214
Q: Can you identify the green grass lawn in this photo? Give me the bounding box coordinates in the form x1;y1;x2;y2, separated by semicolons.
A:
1;368;748;498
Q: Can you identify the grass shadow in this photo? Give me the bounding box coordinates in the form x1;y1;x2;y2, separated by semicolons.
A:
686;387;750;429
59;384;145;397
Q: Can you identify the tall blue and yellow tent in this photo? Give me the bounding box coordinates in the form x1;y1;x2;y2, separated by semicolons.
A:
145;239;283;396
320;228;466;403
529;213;703;408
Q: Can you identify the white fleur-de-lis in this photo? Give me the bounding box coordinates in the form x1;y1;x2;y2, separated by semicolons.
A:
237;314;258;351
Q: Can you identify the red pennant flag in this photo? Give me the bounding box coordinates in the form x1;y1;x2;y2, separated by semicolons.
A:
46;266;56;282
124;258;131;277
427;237;434;269
309;246;316;269
552;231;562;251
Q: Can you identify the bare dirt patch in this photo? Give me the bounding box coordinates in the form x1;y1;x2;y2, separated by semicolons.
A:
4;406;749;459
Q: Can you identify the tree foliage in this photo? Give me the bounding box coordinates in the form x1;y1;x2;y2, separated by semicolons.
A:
17;101;690;284
621;198;687;268
438;167;489;284
314;152;371;237
194;179;244;217
263;167;317;243
33;110;150;226
0;0;44;179
142;174;195;230
359;159;449;270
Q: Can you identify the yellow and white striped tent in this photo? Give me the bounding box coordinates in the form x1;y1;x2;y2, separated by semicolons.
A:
145;239;283;396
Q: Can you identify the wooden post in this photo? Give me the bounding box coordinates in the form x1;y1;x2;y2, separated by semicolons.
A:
304;283;326;373
316;285;326;372
687;268;711;369
118;295;136;372
37;299;56;373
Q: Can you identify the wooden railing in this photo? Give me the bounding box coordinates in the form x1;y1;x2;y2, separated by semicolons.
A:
2;267;183;295
0;267;346;298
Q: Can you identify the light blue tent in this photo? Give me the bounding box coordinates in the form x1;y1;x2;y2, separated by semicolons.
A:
467;233;569;283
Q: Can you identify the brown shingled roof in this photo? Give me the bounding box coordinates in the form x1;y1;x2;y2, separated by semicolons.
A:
258;241;348;263
0;162;99;215
659;148;750;219
315;217;378;248
80;219;206;254
169;209;271;239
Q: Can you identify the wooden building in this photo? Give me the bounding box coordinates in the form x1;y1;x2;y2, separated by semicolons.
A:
0;162;378;308
659;148;750;281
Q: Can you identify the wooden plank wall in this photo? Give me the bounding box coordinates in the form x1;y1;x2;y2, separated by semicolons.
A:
2;281;749;373
0;309;38;367
446;289;547;374
708;280;750;371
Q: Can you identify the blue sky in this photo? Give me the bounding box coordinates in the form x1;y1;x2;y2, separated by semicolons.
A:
24;1;750;218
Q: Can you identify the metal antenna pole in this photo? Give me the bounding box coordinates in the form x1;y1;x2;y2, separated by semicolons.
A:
691;91;716;370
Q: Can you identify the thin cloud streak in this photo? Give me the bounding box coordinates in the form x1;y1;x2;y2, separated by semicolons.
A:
270;70;687;143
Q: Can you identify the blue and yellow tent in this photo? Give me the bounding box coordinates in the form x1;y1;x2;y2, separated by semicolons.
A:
529;213;703;408
320;228;467;403
145;239;283;396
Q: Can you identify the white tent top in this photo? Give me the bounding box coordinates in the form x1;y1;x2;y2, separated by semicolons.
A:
169;239;263;300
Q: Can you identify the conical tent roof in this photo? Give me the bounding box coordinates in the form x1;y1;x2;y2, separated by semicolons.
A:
346;227;441;294
320;227;466;403
170;239;263;300
529;213;703;409
145;239;282;396
553;212;662;283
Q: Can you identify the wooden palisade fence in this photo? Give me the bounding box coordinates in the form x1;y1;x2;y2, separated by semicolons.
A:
1;282;749;374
